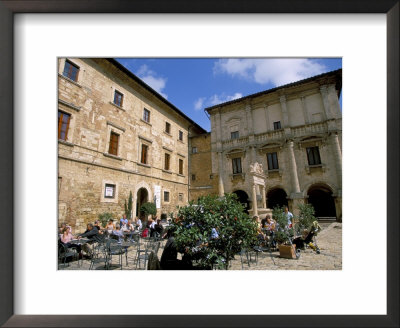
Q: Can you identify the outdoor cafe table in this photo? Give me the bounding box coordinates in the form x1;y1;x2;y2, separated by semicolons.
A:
70;238;90;245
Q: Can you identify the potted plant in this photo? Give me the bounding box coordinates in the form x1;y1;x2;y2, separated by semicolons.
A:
272;206;297;259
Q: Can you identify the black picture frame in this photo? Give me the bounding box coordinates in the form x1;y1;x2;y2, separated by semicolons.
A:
0;1;398;327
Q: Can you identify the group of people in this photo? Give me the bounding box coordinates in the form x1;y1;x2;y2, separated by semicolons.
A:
58;214;147;259
254;206;294;249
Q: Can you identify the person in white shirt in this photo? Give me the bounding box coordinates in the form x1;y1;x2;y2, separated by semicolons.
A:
284;206;294;228
135;217;142;230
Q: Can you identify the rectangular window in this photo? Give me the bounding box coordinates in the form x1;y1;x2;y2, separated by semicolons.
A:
113;90;123;107
141;144;148;164
108;131;119;156
232;157;242;174
58;111;71;141
104;183;116;198
164;153;170;170
192;147;198;154
62;60;79;82
179;130;183;141
143;108;150;123
273;121;281;130
178;193;183;202
165;122;171;134
306;146;321;165
164;191;170;202
191;174;196;181
179;159;184;175
210;174;213;179
267;152;279;170
231;131;239;139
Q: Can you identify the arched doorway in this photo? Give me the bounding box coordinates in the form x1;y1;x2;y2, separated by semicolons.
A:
233;190;250;213
307;184;336;219
136;187;149;219
267;188;288;210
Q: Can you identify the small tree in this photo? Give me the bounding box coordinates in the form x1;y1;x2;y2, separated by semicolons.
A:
140;202;157;218
124;191;133;219
272;205;294;244
98;212;114;227
170;193;258;270
297;203;317;230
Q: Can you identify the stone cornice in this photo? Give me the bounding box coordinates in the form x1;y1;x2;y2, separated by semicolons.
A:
58;99;81;112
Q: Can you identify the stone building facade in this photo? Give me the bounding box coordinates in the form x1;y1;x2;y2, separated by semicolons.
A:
189;133;219;200
58;58;205;233
204;69;342;220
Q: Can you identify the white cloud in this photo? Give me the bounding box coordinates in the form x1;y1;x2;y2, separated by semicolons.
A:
214;59;326;86
194;92;243;110
136;64;168;99
194;97;206;111
209;92;243;106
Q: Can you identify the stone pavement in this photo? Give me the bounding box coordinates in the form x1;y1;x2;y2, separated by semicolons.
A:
59;222;342;271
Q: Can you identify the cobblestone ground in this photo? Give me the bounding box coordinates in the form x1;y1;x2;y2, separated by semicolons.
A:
59;222;342;271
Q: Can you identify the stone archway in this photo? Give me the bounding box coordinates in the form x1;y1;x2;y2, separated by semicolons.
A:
307;184;336;219
232;190;250;214
267;187;288;210
136;187;149;219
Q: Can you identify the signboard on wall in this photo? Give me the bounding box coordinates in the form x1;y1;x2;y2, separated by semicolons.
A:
154;185;161;209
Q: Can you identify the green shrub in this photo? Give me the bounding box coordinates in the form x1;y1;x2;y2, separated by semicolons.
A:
170;193;258;270
272;205;294;244
98;212;114;227
140;202;157;217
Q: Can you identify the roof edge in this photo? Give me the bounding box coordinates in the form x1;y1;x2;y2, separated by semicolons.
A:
205;68;342;112
105;58;207;134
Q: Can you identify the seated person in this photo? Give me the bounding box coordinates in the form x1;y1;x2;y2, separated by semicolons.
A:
59;222;72;237
105;219;115;235
127;220;135;231
160;230;192;270
94;220;104;233
292;221;321;253
135;217;142;230
264;216;276;248
78;223;104;256
112;224;124;242
120;221;129;232
60;226;82;255
265;216;276;231
154;219;164;236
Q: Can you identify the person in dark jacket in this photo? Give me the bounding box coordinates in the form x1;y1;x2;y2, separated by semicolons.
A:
78;223;104;256
160;232;192;270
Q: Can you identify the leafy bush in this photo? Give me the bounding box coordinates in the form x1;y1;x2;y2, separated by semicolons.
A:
170;193;258;269
140;202;157;217
297;203;317;231
98;212;114;227
272;205;294;244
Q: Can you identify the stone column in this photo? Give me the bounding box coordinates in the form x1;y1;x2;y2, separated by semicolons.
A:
245;102;254;135
252;183;258;216
320;85;333;120
262;185;267;208
287;141;300;193
300;96;310;124
279;95;289;127
327;84;342;119
330;133;342;188
218;151;225;197
264;103;270;130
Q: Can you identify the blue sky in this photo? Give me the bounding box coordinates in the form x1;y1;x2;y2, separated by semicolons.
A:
116;58;342;131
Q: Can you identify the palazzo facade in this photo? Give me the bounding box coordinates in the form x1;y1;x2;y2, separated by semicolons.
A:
58;58;205;233
200;69;342;220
